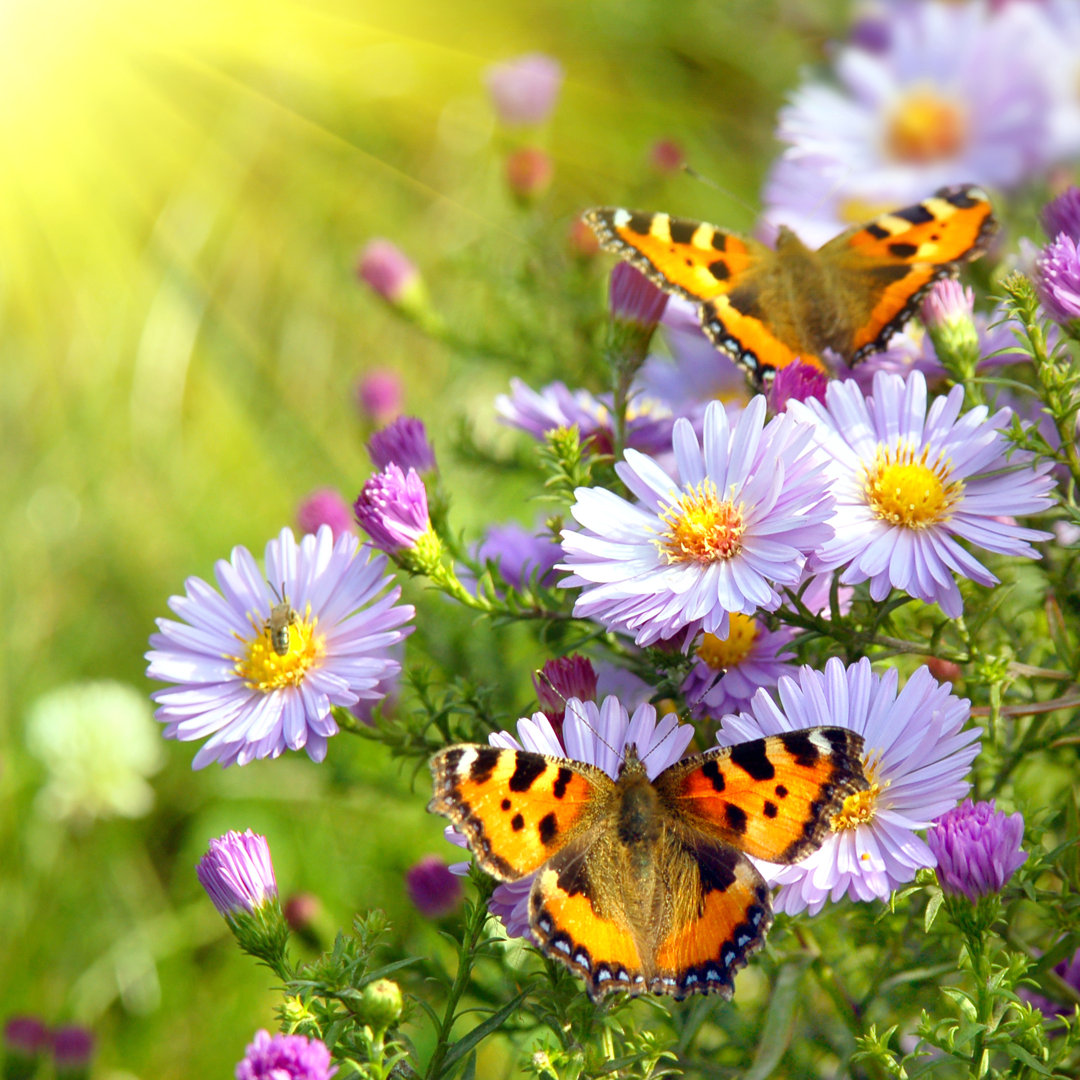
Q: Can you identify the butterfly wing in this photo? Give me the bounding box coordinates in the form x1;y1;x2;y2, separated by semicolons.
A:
428;744;611;881
583;207;771;305
654;727;867;863
819;183;997;363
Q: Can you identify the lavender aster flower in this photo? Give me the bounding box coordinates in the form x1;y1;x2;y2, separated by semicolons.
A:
560;397;834;646
147;526;413;768
354;464;433;555
447;696;694;938
1041;185;1080;243
197;829;278;917
1035;232;1080;325
367;416;436;474
1020;948;1080;1018
717;657;980;915
789;371;1055;618
406;855;463;918
236;1030;336;1080
681;614;798;720
762;1;1051;245
476;522;561;590
609;262;668;330
926;799;1027;901
495;377;675;456
485;53;563;126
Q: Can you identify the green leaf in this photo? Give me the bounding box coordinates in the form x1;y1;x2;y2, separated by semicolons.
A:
924;887;944;932
440;990;530;1072
744;962;805;1080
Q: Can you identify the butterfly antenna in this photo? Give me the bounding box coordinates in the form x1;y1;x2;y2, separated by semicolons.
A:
534;668;626;766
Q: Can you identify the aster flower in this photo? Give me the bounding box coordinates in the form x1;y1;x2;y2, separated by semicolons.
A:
475;521;561;591
495;377;676;456
406;855;463;918
560;397;834;646
1020;947;1080;1019
147;526;413;768
717;657;980;915
762;1;1051;245
609;262;668;333
235;1030;336;1080
447;696;694;938
367;416;437;474
3;1016;49;1075
767;360;829;414
197;829;278;918
354;368;403;426
926;799;1027;902
1035;232;1080;327
681;614;798;720
52;1026;94;1080
533;654;598;723
354;464;435;556
1024;0;1080;162
1041;185;1080;243
485;53;563;126
296;489;354;540
788;371;1055;618
356;239;424;308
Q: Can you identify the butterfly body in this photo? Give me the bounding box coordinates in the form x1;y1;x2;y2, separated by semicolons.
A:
584;184;997;387
429;727;867;1000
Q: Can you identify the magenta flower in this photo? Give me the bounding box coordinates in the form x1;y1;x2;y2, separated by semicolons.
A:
485;53;563;126
926;799;1028;902
197;829;278;917
406;855;463;918
789;371;1056;618
354;464;433;555
356;239;422;306
367;416;437;474
3;1016;49;1063
532;654;598;723
609;262;668;330
1042;185;1080;243
767;360;829;414
1035;232;1080;324
235;1030;336;1080
296;489;354;540
147;527;413;768
354;369;403;425
51;1026;94;1079
560;397;834;646
717;657;980;915
446;697;694;938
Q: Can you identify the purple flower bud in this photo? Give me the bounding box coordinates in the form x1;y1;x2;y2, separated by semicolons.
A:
476;522;560;591
1035;232;1080;324
367;416;436;474
354;464;432;554
649;138;685;173
197;830;278;917
921;279;975;331
4;1015;49;1069
354;369;403;425
926;799;1028;902
296;490;354;540
485;53;563;126
235;1030;337;1080
533;655;598;726
406;855;463;918
1041;185;1080;243
767;360;830;413
356;240;422;306
51;1026;95;1079
609;263;668;330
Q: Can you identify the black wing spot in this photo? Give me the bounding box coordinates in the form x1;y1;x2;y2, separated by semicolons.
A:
552;767;572;800
888;241;918;259
730;740;775;781
893;204;935;225
781;731;819;767
511;813;525;831
701;759;725;792
724;803;748;835
711;232;727;252
764;800;778;819
708;260;730;282
775;784;789;798
669;219;697;244
538;812;559;846
509;753;546;792
501;798;512;811
627;212;654;235
865;222;891;239
469;747;501;785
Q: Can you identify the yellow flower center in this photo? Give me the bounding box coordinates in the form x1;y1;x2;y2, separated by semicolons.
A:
830;753;885;834
234;606;323;691
886;87;968;163
659;480;745;564
863;442;962;529
696;615;758;670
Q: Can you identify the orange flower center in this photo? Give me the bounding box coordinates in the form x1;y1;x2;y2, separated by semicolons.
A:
863;442;962;529
658;480;745;564
696;615;758;670
886;87;968;163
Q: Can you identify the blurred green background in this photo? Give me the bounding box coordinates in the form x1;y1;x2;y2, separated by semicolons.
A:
0;1;849;1075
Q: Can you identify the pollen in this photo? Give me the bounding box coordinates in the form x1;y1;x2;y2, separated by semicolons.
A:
863;442;963;529
831;753;885;832
234;607;323;691
658;480;745;564
697;615;758;670
886;87;968;164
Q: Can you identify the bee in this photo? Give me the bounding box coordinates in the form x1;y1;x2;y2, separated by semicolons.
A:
266;585;298;657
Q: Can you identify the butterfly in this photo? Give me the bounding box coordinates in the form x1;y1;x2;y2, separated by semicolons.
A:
429;726;867;1000
583;184;997;388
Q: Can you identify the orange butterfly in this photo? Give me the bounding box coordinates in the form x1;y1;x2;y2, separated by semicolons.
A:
584;184;997;387
429;728;867;1000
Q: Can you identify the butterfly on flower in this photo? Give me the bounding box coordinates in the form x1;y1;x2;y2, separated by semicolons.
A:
584;184;997;388
429;725;867;1000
